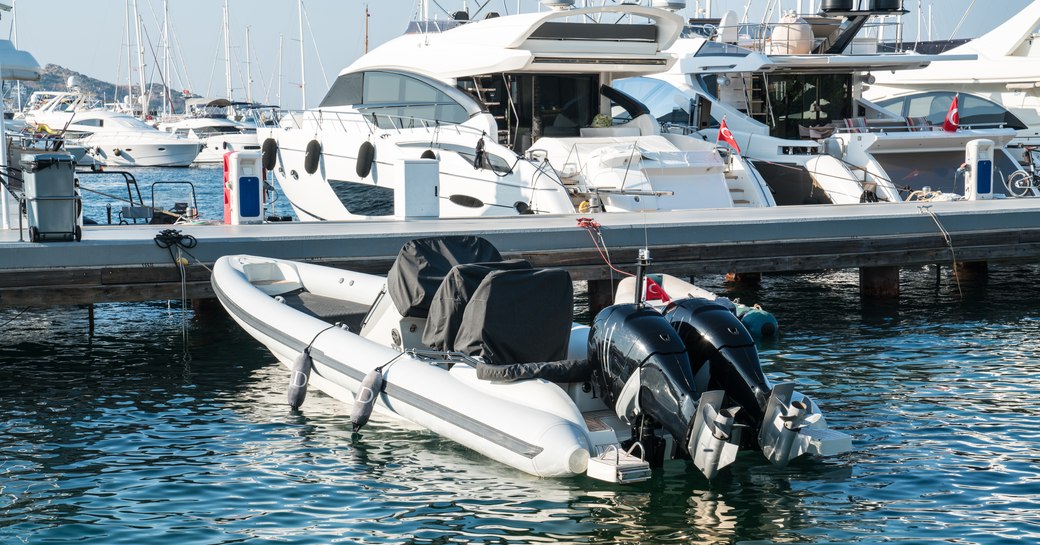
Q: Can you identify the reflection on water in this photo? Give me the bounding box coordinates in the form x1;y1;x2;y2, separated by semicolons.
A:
3;256;1040;543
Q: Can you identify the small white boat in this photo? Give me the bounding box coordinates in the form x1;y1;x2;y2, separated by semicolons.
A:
212;236;851;481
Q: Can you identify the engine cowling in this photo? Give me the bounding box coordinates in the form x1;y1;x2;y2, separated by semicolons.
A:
587;304;699;453
664;298;772;445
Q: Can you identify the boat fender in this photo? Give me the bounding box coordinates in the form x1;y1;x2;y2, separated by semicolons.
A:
304;140;322;174
261;138;278;170
472;137;485;169
113;148;122;157
736;304;778;338
356;141;375;178
287;349;313;410
351;367;385;432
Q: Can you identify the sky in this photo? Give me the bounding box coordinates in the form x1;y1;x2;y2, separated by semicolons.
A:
5;0;1032;110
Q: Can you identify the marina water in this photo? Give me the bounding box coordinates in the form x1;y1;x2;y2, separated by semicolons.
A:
2;166;1040;544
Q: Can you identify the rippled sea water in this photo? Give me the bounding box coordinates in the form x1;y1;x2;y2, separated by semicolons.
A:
3;167;1040;544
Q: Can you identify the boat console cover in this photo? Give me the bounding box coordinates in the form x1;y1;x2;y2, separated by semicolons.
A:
387;236;503;318
453;268;573;365
422;260;533;351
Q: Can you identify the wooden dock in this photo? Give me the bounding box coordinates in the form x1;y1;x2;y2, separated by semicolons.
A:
2;199;1039;308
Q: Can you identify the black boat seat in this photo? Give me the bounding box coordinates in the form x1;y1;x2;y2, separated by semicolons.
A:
386;236;504;318
453;267;573;365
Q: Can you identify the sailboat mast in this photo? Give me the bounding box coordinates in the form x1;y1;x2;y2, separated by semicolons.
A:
162;0;170;117
133;0;148;117
298;0;306;109
277;33;284;107
245;26;253;103
125;0;133;111
224;0;233;101
12;0;20;110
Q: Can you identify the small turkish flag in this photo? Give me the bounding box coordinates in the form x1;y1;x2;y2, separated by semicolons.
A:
717;117;741;154
942;94;959;132
644;277;671;303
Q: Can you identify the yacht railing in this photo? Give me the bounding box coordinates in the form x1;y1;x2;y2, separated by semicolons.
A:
690;18;898;55
275;109;493;141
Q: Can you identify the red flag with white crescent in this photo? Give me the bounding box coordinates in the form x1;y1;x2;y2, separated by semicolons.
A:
718;117;741;154
942;94;960;132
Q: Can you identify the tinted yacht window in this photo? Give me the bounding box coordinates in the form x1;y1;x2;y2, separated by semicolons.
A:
876;92;1028;130
320;70;475;125
319;73;364;107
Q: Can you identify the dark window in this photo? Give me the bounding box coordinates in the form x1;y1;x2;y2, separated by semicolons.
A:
767;73;852;139
535;74;598;138
318;73;364;108
875;92;1028;130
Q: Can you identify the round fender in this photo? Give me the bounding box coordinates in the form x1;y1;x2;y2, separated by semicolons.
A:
304;140;322;174
356;141;375;178
261;138;278;170
420;149;437;160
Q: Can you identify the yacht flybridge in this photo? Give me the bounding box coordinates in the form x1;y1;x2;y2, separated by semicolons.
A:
614;1;1033;204
259;2;775;221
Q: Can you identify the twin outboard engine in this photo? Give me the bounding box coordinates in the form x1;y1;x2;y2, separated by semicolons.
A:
589;296;852;479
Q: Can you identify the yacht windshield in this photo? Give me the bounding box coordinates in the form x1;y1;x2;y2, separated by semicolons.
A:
694;40;753;58
111;117;157;131
320;70;473;126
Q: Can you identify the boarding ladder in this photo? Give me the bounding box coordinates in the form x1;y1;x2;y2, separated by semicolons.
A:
459;74;515;148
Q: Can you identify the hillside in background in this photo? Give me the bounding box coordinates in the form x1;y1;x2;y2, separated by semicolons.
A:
11;64;188;113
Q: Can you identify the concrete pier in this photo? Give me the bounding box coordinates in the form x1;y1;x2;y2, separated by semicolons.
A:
2;198;1039;308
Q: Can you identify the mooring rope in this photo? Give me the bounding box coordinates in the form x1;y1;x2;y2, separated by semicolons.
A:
919;205;962;299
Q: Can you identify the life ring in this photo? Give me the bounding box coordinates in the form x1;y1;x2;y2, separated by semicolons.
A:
356;141;375;178
304;139;321;175
261;138;278;170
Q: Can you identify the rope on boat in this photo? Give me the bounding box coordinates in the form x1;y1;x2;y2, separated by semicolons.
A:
577;217;633;281
919;205;963;299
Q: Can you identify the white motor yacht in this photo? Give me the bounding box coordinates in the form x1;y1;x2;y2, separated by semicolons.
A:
866;0;1040;161
22;91;201;167
614;3;1032;204
260;1;775;221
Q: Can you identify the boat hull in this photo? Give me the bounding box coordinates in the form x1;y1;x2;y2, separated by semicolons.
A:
211;255;593;478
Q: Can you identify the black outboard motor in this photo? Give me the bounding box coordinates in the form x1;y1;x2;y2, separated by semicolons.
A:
588;303;700;466
664;298;772;446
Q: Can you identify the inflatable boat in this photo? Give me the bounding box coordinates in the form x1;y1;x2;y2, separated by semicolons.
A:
211;236;851;482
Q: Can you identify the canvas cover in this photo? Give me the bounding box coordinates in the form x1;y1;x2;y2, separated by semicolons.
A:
422;260;533;351
474;358;595;383
454;268;573;365
386;236;503;318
